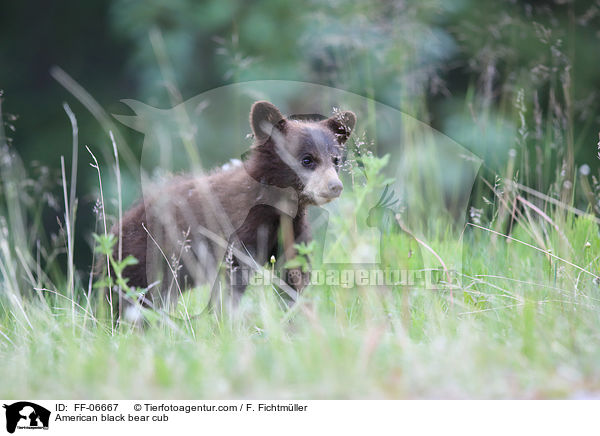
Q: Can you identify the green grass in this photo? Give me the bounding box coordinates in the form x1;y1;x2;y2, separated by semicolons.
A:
1;228;600;399
1;64;600;398
2;146;600;399
2;0;599;400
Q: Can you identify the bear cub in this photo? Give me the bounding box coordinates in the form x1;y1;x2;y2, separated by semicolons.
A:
111;100;356;315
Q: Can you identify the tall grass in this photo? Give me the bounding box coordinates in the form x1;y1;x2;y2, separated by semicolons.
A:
1;87;600;399
2;9;600;397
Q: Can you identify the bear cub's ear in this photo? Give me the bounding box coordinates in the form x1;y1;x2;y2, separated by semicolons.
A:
250;101;285;144
323;110;357;144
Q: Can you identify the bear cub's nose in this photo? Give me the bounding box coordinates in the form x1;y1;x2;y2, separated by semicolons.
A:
328;179;343;197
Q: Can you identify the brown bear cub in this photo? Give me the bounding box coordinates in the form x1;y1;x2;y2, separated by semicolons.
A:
112;101;356;317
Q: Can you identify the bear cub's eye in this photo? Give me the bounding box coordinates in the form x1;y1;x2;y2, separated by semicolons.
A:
301;155;315;168
332;156;341;166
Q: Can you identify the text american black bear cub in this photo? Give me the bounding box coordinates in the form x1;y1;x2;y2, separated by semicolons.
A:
112;101;356;315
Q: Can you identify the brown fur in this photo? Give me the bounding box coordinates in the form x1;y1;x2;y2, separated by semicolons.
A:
110;101;356;315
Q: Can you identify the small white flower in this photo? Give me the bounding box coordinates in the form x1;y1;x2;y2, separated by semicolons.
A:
580;164;591;176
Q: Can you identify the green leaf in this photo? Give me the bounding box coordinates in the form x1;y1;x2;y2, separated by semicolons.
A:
93;233;117;256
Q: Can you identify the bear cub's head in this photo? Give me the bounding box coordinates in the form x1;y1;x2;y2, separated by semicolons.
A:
247;100;356;206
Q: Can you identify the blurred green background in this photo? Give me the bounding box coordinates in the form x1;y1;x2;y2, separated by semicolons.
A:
1;0;599;269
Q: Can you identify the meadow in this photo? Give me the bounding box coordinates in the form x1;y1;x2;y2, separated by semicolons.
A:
1;89;599;399
1;0;599;399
